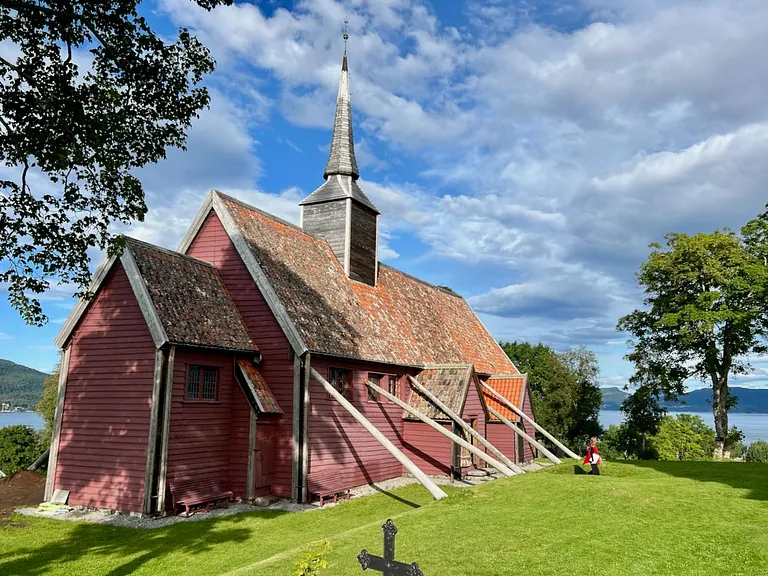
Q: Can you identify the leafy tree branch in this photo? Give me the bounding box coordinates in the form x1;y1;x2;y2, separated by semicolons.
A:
0;0;231;324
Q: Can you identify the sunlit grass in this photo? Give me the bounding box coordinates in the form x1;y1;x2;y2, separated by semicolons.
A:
2;462;767;575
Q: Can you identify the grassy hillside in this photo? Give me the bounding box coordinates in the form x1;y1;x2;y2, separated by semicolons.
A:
2;461;767;575
0;359;50;409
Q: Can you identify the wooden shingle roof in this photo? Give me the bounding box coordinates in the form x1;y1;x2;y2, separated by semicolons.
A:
55;236;256;352
482;375;527;422
404;366;474;421
215;193;517;375
125;238;255;352
236;359;282;414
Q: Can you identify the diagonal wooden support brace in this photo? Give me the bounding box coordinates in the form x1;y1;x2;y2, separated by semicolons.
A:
310;368;447;500
407;375;525;475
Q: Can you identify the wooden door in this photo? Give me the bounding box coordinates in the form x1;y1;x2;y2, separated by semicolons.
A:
516;423;525;464
253;426;275;491
459;419;477;467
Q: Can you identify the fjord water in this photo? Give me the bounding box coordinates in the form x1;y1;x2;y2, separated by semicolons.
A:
600;410;768;445
0;411;44;430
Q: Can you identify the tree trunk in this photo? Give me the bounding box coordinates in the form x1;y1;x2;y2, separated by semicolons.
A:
712;375;729;460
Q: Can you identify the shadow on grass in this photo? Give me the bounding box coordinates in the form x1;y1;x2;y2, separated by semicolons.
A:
619;460;768;502
0;508;287;576
367;485;420;509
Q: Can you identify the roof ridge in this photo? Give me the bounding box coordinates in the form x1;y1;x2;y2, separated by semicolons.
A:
213;193;461;302
121;235;218;269
379;263;465;299
423;363;473;370
213;190;314;236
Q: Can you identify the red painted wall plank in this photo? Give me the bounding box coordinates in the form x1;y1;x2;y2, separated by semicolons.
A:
306;358;417;494
55;265;155;513
402;421;452;476
486;422;517;463
521;388;535;462
187;212;295;498
165;348;254;502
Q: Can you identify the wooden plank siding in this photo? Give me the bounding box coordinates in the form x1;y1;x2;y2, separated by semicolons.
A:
306;357;418;494
55;265;155;512
186;212;295;498
401;421;452;476
485;422;518;464
301;201;347;269
165;348;253;504
521;387;536;462
461;377;486;470
348;202;377;286
228;385;252;499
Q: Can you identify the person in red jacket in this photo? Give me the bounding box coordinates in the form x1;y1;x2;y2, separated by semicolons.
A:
583;437;601;475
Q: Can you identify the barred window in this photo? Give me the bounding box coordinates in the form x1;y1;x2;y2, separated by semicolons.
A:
329;367;352;401
367;373;384;401
387;375;399;397
187;365;218;401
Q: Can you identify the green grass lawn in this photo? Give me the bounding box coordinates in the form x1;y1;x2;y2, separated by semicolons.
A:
2;461;767;575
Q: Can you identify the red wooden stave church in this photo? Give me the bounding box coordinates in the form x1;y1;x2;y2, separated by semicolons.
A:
48;50;540;515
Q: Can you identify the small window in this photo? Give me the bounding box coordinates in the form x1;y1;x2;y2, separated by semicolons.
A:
388;375;399;398
329;367;352;401
367;373;384;401
187;365;218;401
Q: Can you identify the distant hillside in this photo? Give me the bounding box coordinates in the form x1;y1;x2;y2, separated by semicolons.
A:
0;359;50;409
600;386;768;413
664;387;768;414
601;387;630;410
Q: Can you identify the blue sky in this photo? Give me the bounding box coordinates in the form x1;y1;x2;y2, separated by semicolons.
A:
2;0;768;391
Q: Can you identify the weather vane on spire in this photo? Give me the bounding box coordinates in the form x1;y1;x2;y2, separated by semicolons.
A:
343;17;349;53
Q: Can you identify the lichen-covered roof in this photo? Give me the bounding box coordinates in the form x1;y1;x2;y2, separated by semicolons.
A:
482;375;526;422
404;366;473;421
126;237;254;352
220;194;516;374
237;359;282;414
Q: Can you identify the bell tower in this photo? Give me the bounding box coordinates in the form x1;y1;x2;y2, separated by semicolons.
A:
299;31;380;286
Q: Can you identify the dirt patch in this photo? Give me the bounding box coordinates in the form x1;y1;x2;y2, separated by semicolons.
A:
0;471;45;519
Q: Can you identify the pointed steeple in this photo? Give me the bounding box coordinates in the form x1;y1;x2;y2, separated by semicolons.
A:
323;50;359;179
299;32;380;287
299;40;379;215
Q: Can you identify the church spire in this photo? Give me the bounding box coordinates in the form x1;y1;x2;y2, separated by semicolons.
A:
299;26;380;287
323;24;359;180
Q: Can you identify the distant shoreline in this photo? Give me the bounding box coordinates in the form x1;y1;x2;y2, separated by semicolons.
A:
601;405;768;414
599;409;767;444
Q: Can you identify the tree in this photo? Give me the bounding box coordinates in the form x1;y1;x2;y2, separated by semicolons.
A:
36;365;59;435
501;341;602;452
500;341;574;442
745;440;768;463
558;346;602;447
0;0;230;325
0;424;45;475
650;414;716;461
618;218;768;459
620;384;666;458
599;424;632;460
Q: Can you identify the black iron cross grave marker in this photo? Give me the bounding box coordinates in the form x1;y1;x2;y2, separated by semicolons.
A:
357;519;424;576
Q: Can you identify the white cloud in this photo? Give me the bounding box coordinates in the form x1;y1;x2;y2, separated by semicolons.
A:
15;0;763;384
0;332;12;340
